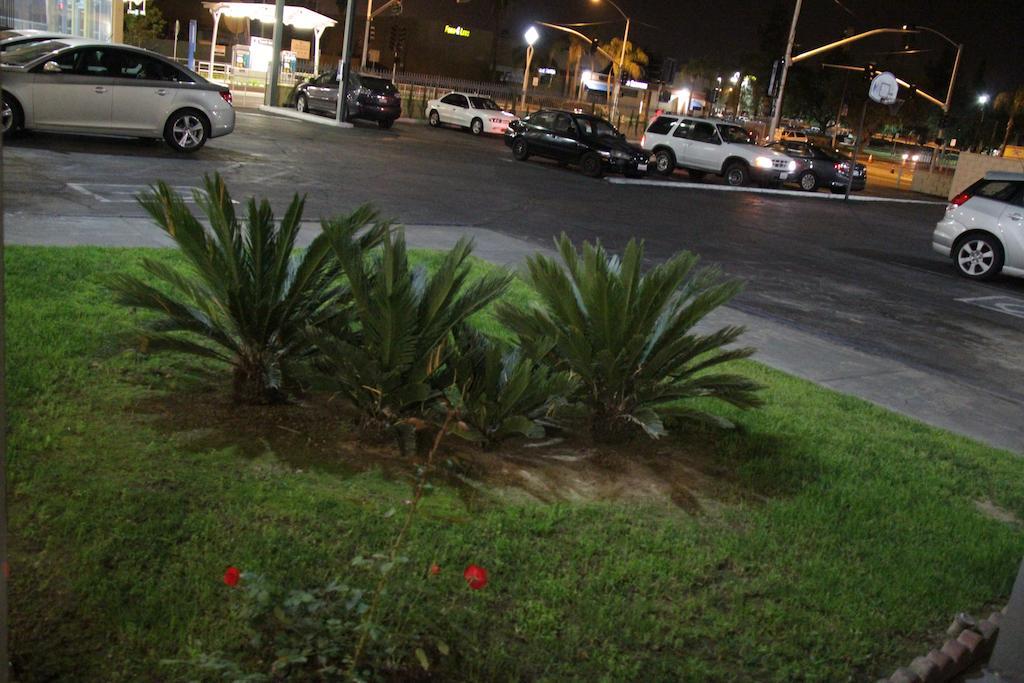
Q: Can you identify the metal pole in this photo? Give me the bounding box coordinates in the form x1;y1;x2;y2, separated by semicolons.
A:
266;0;285;106
208;9;221;79
610;17;629;120
845;98;868;201
832;72;848;148
768;0;803;142
931;42;962;171
173;19;179;61
520;43;533;113
336;0;356;123
360;0;372;68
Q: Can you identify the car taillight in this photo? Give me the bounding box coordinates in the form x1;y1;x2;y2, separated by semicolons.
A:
950;191;972;207
219;90;233;105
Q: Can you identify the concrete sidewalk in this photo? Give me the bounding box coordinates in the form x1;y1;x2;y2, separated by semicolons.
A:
7;211;1022;454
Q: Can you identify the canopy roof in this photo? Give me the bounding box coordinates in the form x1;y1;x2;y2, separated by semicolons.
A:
201;2;337;31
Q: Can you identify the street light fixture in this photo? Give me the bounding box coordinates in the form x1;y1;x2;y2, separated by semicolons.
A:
590;0;630;120
520;26;539;113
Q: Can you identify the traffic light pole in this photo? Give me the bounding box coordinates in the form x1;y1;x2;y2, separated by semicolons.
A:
767;0;802;143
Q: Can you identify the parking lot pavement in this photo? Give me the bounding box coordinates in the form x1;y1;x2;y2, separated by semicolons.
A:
5;109;1024;452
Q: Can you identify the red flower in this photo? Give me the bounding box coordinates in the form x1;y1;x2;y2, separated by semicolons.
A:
430;563;441;575
223;566;241;587
463;564;488;590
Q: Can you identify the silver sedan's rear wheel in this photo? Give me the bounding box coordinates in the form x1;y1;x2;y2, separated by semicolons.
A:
164;110;209;152
470;117;483;135
2;95;23;136
954;235;1003;280
296;94;308;113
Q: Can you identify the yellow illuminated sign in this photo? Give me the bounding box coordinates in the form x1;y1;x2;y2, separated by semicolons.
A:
444;24;470;38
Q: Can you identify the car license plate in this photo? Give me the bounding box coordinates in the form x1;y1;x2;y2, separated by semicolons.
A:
779;172;788;180
638;163;647;172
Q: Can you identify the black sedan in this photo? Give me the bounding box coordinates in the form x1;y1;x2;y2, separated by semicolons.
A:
504;110;650;178
290;71;401;129
771;141;866;193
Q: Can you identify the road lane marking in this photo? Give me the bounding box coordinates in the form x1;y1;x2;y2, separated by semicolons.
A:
68;183;238;204
956;295;1024;320
606;177;946;205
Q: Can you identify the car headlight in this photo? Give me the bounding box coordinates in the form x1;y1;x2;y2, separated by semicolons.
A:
610;150;632;160
754;156;774;169
787;161;797;172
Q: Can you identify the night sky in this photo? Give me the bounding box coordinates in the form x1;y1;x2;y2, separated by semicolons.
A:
401;0;1023;95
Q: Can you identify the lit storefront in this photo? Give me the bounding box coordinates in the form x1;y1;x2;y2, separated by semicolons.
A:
2;0;114;41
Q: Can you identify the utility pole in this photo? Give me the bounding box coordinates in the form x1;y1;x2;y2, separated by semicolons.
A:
767;0;803;143
265;0;285;106
336;0;356;123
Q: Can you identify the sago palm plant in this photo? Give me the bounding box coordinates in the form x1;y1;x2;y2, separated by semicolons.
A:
497;234;762;443
311;223;513;434
107;174;386;404
445;326;576;448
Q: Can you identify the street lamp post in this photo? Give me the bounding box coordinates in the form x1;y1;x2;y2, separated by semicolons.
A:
976;93;989;152
591;0;630;120
521;26;539;113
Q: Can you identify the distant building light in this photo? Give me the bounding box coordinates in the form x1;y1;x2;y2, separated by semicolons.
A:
444;24;471;38
625;79;648;90
538;67;556;75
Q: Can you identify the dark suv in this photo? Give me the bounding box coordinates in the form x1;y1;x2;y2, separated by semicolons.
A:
291;71;401;129
504;110;649;178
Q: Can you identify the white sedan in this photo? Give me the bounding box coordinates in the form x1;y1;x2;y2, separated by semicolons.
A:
1;37;235;152
426;91;516;135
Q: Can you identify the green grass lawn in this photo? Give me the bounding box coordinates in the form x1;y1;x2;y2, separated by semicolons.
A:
7;245;1024;682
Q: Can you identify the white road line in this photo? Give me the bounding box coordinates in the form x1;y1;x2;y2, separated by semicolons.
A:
606;176;946;205
955;295;1024;320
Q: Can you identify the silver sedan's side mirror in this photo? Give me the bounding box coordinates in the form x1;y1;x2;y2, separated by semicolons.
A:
42;61;61;73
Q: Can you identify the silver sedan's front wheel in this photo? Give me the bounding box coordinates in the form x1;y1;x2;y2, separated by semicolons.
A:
164;111;208;152
954;236;1003;280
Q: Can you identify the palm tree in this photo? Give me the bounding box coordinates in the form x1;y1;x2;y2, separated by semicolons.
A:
599;37;649;104
994;87;1024;156
565;39;585;98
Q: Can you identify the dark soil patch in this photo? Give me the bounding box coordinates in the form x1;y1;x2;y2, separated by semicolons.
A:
132;386;788;513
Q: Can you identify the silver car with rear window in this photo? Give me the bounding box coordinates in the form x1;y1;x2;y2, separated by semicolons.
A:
932;172;1024;281
1;37;234;152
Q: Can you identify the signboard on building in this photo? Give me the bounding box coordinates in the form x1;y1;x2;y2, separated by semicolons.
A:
126;0;146;16
444;24;470;38
290;39;310;60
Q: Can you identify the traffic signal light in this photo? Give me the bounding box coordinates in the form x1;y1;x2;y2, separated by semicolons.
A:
369;23;376;43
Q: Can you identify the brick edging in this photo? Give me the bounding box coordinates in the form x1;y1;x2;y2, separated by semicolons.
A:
875;608;1007;683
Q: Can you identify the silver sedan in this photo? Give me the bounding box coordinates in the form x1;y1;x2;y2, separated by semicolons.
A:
1;37;235;152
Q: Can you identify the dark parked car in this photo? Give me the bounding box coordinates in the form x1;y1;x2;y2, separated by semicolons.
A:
290;71;400;128
504;110;650;178
772;141;866;192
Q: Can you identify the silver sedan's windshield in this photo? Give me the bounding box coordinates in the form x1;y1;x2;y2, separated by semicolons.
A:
1;39;69;66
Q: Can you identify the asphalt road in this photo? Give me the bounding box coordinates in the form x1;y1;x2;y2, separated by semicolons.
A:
5;110;1024;444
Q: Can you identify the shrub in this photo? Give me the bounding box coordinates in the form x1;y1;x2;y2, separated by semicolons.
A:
106;175;387;404
311;224;512;434
445;326;576;448
497;234;762;442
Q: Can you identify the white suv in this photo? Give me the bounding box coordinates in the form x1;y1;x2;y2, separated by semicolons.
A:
642;115;796;186
932;172;1024;280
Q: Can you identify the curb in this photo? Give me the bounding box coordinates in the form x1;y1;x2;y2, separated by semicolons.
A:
606;176;946;205
875;608;1006;682
256;105;354;128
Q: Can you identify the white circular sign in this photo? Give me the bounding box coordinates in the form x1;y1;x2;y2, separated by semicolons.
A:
869;71;899;105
